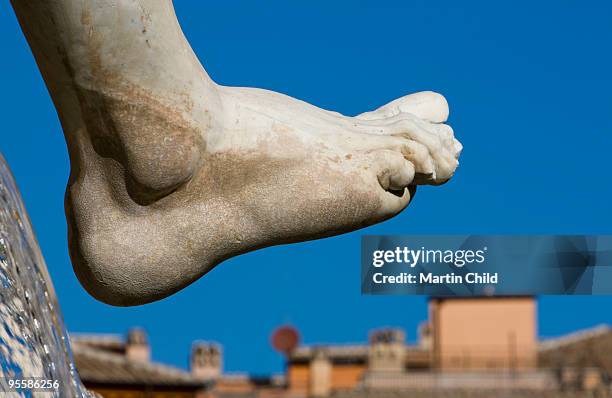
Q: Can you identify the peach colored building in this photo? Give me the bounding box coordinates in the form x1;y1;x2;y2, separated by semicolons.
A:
430;296;538;371
285;296;548;396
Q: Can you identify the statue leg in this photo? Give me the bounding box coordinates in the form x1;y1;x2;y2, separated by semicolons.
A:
10;0;462;305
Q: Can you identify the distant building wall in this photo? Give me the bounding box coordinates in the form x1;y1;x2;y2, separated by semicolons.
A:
288;363;310;395
288;361;367;395
430;297;537;371
330;364;366;390
213;379;254;395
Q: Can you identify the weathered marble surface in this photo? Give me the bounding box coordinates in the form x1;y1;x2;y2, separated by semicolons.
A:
10;0;462;305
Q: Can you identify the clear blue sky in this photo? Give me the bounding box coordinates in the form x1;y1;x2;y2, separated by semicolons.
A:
1;1;611;374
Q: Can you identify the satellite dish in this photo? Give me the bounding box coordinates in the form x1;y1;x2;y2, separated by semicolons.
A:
271;325;300;356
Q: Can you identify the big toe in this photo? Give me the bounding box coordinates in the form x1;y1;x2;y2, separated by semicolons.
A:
358;91;449;123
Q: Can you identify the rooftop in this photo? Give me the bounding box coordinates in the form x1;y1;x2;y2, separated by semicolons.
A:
71;333;210;390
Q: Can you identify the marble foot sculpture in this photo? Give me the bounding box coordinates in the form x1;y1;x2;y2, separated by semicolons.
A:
10;1;462;305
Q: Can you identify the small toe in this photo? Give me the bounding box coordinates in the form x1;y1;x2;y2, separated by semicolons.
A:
396;139;435;177
361;149;416;217
373;149;416;193
383;122;458;185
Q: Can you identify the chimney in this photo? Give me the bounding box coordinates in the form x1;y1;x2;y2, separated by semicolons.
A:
191;342;222;380
418;321;432;349
309;348;331;398
368;328;406;373
126;328;150;362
